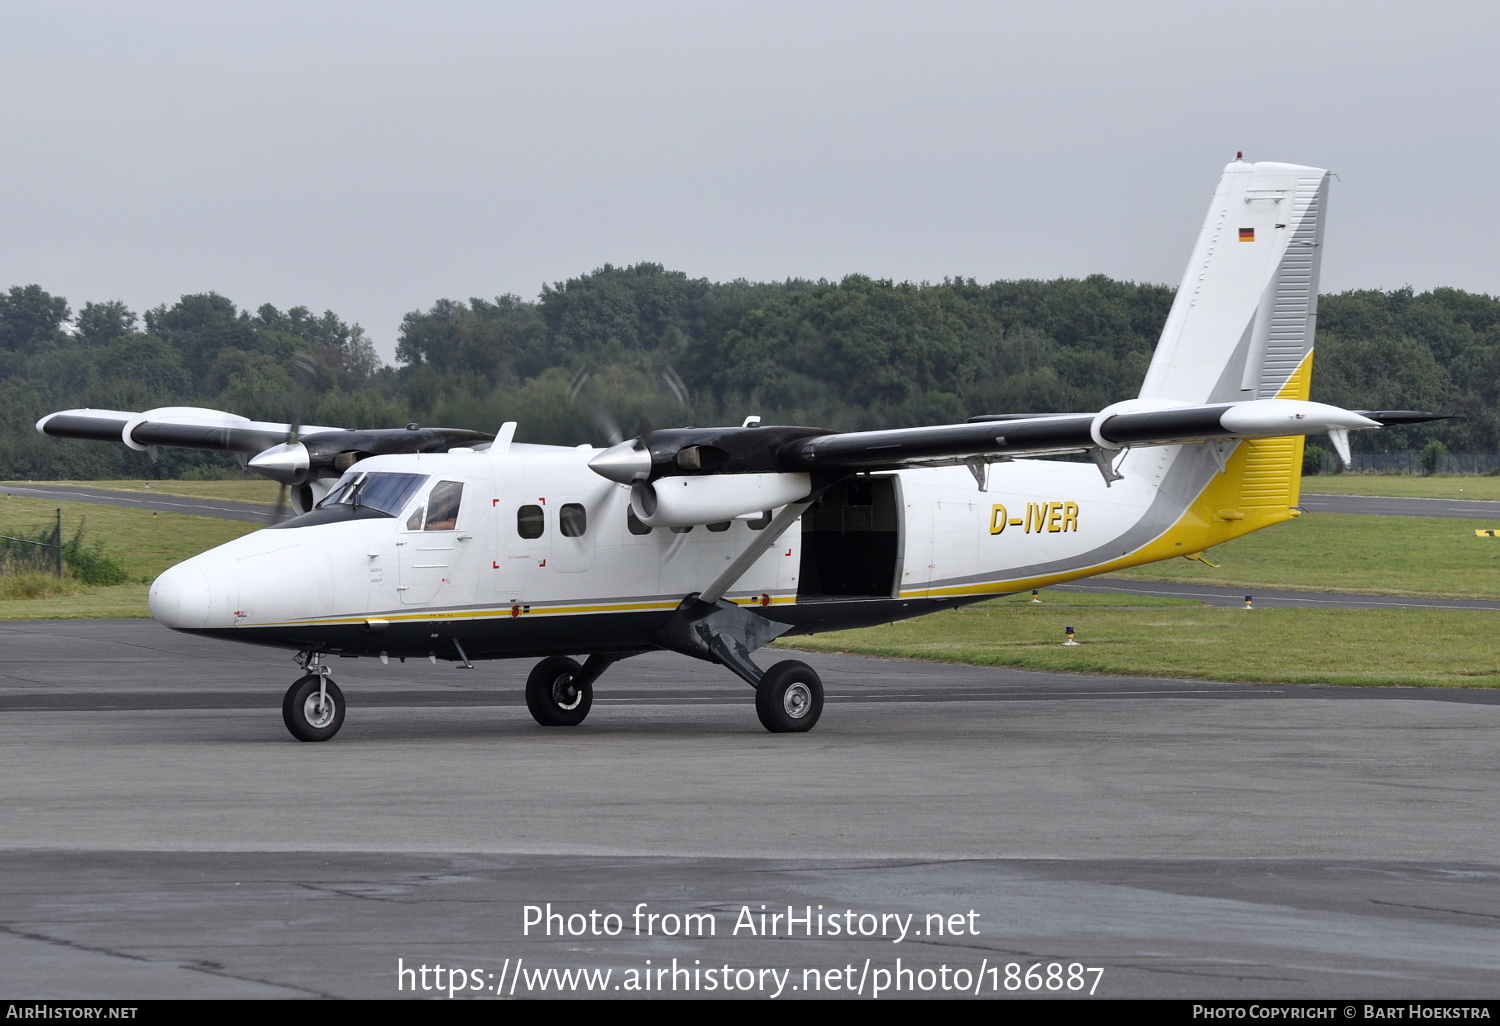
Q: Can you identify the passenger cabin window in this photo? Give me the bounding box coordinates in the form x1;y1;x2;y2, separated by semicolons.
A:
670;525;693;534
707;521;731;532
748;511;772;530
560;503;587;538
517;504;545;539
626;507;652;535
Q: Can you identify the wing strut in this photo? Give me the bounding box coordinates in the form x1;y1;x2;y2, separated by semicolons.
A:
698;498;816;605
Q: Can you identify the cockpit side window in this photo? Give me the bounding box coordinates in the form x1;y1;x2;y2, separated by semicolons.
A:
423;481;463;531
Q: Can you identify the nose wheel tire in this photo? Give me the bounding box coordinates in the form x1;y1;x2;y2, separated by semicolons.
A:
283;674;345;742
525;656;592;726
755;660;824;733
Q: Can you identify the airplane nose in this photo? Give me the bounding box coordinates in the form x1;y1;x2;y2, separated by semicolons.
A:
149;560;212;629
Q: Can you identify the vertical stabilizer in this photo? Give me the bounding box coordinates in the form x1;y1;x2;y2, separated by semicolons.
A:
1139;159;1328;405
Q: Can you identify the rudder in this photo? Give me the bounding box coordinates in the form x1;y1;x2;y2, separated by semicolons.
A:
1139;159;1329;406
1140;159;1329;520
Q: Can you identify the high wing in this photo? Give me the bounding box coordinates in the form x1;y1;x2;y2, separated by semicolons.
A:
587;401;1443;487
36;406;492;487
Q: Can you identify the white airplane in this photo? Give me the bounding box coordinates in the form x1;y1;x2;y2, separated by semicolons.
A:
37;159;1436;741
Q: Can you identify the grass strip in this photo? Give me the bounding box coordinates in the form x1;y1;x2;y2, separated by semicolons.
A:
1302;475;1500;500
786;603;1500;688
1106;513;1500;599
0;495;258;619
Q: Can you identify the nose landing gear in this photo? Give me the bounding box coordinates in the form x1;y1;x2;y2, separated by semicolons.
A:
284;654;344;741
524;652;625;726
525;655;591;726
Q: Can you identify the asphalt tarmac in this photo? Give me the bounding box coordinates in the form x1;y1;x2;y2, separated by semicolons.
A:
2;621;1497;1000
3;483;1497;1000
1299;491;1500;519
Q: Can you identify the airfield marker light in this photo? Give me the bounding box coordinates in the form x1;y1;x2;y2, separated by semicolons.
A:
1243;594;1253;610
1031;589;1041;604
1063;625;1078;646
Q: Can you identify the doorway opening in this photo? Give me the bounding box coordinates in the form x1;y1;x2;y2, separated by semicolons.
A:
798;475;900;599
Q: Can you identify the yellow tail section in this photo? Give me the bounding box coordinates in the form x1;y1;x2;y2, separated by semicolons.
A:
1032;351;1317;587
1178;350;1315;552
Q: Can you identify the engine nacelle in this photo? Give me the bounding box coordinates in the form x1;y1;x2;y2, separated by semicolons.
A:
630;473;811;528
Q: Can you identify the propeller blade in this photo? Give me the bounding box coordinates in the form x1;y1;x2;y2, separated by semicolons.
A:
267;352;318;525
568;369;625;445
268;484;291;525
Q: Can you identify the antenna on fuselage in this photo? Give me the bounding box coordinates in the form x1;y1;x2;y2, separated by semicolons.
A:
491;421;518;455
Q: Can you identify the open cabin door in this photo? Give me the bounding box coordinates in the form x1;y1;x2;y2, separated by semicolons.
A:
797;475;901;599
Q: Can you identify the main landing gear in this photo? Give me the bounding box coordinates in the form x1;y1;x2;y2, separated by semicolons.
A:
648;595;827;733
283;654;344;742
754;660;824;733
519;649;825;733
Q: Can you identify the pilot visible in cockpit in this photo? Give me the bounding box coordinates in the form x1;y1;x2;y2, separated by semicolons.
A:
408;480;464;531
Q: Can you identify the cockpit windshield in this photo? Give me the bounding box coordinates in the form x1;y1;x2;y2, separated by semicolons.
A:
318;472;429;517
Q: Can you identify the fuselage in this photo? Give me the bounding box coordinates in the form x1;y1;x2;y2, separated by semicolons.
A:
148;432;1298;663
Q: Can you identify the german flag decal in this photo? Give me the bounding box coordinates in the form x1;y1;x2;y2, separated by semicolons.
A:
1239;227;1255;242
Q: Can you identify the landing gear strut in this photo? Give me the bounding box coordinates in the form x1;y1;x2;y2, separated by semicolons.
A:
649;596;827;734
283;654;344;742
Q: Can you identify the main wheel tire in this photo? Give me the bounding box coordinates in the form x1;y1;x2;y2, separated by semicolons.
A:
525;656;592;726
282;674;345;742
755;660;824;733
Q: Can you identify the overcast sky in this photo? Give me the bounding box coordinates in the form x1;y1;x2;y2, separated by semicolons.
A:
3;0;1497;361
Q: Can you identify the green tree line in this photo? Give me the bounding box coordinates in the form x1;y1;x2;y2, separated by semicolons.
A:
2;266;1494;479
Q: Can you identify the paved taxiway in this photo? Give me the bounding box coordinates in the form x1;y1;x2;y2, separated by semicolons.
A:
1299;491;1500;519
2;620;1497;999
